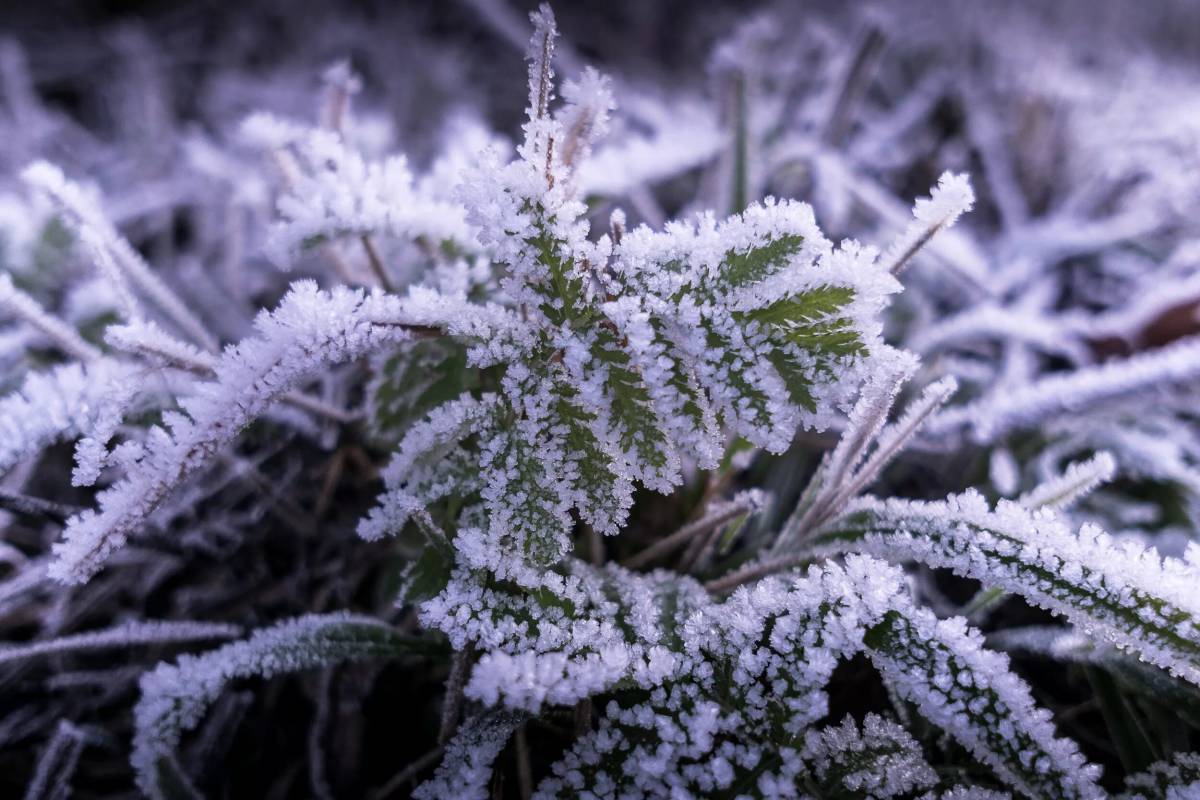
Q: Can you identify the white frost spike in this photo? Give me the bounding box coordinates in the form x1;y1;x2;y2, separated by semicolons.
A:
1019;451;1117;511
989;447;1020;497
838;374;958;503
22;720;88;800
49;281;421;584
105;318;216;374
883;171;975;275
772;361;949;555
525;4;557;123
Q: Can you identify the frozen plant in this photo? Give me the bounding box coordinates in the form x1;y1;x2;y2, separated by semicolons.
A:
4;2;1200;799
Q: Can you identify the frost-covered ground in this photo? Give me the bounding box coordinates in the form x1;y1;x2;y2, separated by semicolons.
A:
3;1;1200;798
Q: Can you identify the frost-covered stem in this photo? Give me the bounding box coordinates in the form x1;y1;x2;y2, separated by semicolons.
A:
773;363;913;553
0;620;241;667
819;366;910;504
0;274;100;362
263;144;359;285
107;319;368;423
825;376;958;512
625;491;761;570
931;333;1200;443
133;614;415;798
882;172;975;276
928;335;1200;444
678;494;742;572
22;720;87;800
438;644;473;746
0;489;79;522
1018;451;1117;511
107;321;215;374
359;234;395;292
321;60;360;135
527;5;556;122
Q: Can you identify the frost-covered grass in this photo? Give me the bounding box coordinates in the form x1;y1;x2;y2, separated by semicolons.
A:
4;1;1200;798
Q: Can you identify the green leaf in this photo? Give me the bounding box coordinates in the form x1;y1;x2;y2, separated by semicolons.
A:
738;285;855;327
555;391;631;535
864;609;1099;799
810;493;1200;689
736;285;864;413
591;326;676;487
720;232;805;288
485;427;573;566
398;545;455;606
369;339;477;446
1085;665;1158;773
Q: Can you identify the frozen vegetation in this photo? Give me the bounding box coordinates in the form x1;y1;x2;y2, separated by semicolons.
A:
3;1;1200;797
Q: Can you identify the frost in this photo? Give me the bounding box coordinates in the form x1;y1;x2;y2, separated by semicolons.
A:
880;171;976;275
1118;752;1200;800
6;3;1200;797
928;335;1200;445
360;4;902;590
412;710;523;800
812;490;1200;685
1018;451;1117;511
0;619;240;667
132;613;417;798
22;161;218;351
519;556;1100;799
0;358;132;476
49;281;424;584
801;714;937;798
242;117;476;269
0;273;99;362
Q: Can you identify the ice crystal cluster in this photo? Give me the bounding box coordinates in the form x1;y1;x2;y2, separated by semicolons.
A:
5;2;1200;798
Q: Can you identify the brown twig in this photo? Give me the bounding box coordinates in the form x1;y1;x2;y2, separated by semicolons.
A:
359;234;394;293
704;552;810;596
625;496;758;571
